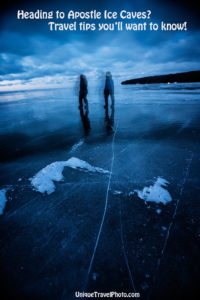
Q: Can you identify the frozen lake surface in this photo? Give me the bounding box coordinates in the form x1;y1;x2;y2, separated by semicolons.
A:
0;83;200;299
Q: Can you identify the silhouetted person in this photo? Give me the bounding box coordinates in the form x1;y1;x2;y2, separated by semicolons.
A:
79;106;90;136
79;74;88;109
104;72;114;108
104;103;115;134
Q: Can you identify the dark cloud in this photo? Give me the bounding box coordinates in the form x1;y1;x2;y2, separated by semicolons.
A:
0;0;199;90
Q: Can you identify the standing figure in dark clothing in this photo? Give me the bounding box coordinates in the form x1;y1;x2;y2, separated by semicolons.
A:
104;72;114;108
79;74;88;109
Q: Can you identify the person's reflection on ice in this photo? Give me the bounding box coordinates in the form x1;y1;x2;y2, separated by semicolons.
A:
79;74;88;110
79;106;91;136
104;104;115;134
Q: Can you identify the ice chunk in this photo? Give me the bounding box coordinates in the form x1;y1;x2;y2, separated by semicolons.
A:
0;189;8;215
30;157;109;195
135;177;172;205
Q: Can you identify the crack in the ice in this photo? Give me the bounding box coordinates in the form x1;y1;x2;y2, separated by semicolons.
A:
149;151;194;298
83;123;118;291
119;197;137;292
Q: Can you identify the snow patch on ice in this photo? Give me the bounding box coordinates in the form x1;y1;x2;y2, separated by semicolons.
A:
66;157;109;174
30;157;109;195
135;177;172;205
70;139;84;152
0;189;8;215
113;190;123;195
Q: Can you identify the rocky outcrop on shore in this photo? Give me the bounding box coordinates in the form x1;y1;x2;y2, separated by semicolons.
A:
121;70;200;85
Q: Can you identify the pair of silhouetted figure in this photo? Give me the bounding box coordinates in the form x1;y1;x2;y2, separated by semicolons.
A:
78;72;115;109
78;72;115;136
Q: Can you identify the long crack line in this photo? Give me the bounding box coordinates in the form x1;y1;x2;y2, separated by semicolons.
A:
150;151;194;297
83;122;118;291
119;197;137;292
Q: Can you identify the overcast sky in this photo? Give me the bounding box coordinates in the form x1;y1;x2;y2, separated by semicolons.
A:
0;0;200;91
